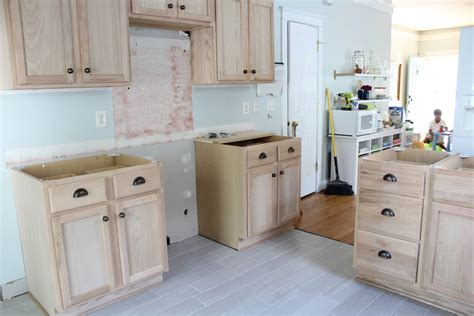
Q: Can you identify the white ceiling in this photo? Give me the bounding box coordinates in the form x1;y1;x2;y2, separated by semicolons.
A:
392;0;474;31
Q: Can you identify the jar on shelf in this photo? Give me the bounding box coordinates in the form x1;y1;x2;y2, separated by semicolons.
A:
352;50;365;74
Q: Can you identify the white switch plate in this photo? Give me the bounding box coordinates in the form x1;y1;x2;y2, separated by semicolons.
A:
267;99;276;112
95;110;107;128
243;102;250;115
253;101;259;113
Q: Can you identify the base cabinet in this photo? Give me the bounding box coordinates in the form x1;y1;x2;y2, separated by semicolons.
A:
423;203;474;303
196;132;301;250
116;193;168;285
354;151;473;314
52;205;117;308
11;154;168;315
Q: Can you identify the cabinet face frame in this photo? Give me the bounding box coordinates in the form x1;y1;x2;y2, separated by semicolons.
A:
177;0;213;22
423;202;474;303
52;204;117;308
216;0;249;81
247;163;278;237
77;0;130;83
278;158;301;223
248;0;274;81
131;0;178;17
7;0;78;85
115;193;168;285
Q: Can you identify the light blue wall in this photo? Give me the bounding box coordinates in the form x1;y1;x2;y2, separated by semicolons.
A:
0;1;391;285
0;90;115;284
193;85;281;133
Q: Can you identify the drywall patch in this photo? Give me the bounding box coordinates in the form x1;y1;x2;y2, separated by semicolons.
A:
113;29;193;139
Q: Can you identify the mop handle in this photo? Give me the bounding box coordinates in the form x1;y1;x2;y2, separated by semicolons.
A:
326;89;337;157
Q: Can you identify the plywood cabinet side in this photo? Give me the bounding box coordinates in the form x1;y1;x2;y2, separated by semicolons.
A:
0;0;14;89
191;26;217;84
10;170;61;315
195;141;247;248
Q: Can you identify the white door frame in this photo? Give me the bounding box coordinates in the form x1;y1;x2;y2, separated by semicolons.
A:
280;7;325;192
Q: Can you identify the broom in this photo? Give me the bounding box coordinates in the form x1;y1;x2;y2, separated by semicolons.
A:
325;88;354;195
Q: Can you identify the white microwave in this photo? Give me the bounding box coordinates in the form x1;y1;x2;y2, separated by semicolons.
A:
331;110;378;136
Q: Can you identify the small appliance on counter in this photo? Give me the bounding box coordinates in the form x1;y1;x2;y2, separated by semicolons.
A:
331;109;378;136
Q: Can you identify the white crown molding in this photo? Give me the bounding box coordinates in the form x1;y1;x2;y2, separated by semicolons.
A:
353;0;394;14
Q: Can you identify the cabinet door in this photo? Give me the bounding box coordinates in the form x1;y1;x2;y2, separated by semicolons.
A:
116;193;168;284
278;159;301;223
77;0;130;83
52;205;117;308
423;202;474;303
177;0;212;22
131;0;178;17
249;0;274;81
248;164;278;236
216;0;249;81
8;0;77;85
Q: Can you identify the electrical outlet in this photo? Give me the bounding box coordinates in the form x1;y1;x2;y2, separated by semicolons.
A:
243;102;250;115
95;110;107;128
267;99;276;112
253;101;259;113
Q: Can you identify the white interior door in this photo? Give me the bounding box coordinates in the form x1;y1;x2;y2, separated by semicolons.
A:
288;22;319;197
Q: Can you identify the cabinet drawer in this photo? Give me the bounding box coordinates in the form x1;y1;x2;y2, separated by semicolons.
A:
359;160;425;198
113;167;161;198
49;178;107;213
358;190;423;241
432;172;474;209
247;144;277;168
278;139;301;161
355;230;419;282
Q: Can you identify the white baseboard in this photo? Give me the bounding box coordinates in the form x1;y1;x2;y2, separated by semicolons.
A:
1;278;28;300
319;179;328;192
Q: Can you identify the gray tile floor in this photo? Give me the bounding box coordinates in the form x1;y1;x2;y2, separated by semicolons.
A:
0;230;453;316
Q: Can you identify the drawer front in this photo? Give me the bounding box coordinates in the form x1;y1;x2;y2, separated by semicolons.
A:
359;160;425;197
278;139;301;161
113;167;161;198
49;178;107;213
432;172;474;209
247;144;277;168
358;190;423;241
355;230;419;282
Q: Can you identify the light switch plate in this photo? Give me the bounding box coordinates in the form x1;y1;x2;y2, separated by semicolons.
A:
243;102;250;115
95;110;107;128
253;102;259;113
267;99;276;112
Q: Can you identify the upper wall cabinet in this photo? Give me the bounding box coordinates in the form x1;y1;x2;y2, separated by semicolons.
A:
78;0;130;83
130;0;214;29
192;0;275;84
0;0;130;90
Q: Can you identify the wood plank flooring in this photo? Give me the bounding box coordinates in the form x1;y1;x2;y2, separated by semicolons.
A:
296;193;356;245
0;230;452;316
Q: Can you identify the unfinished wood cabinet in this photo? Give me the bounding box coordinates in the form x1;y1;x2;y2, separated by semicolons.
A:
248;0;274;81
77;0;130;83
177;0;213;22
248;163;278;236
116;193;168;285
11;154;168;315
6;0;76;86
192;0;275;84
52;205;117;308
129;0;214;30
354;150;473;314
0;0;130;89
131;0;178;17
195;131;301;250
421;156;474;314
278;158;301;223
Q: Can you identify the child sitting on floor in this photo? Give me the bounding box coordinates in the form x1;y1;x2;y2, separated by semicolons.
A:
423;109;447;150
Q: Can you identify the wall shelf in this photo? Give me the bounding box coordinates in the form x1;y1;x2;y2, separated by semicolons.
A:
333;70;391;80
